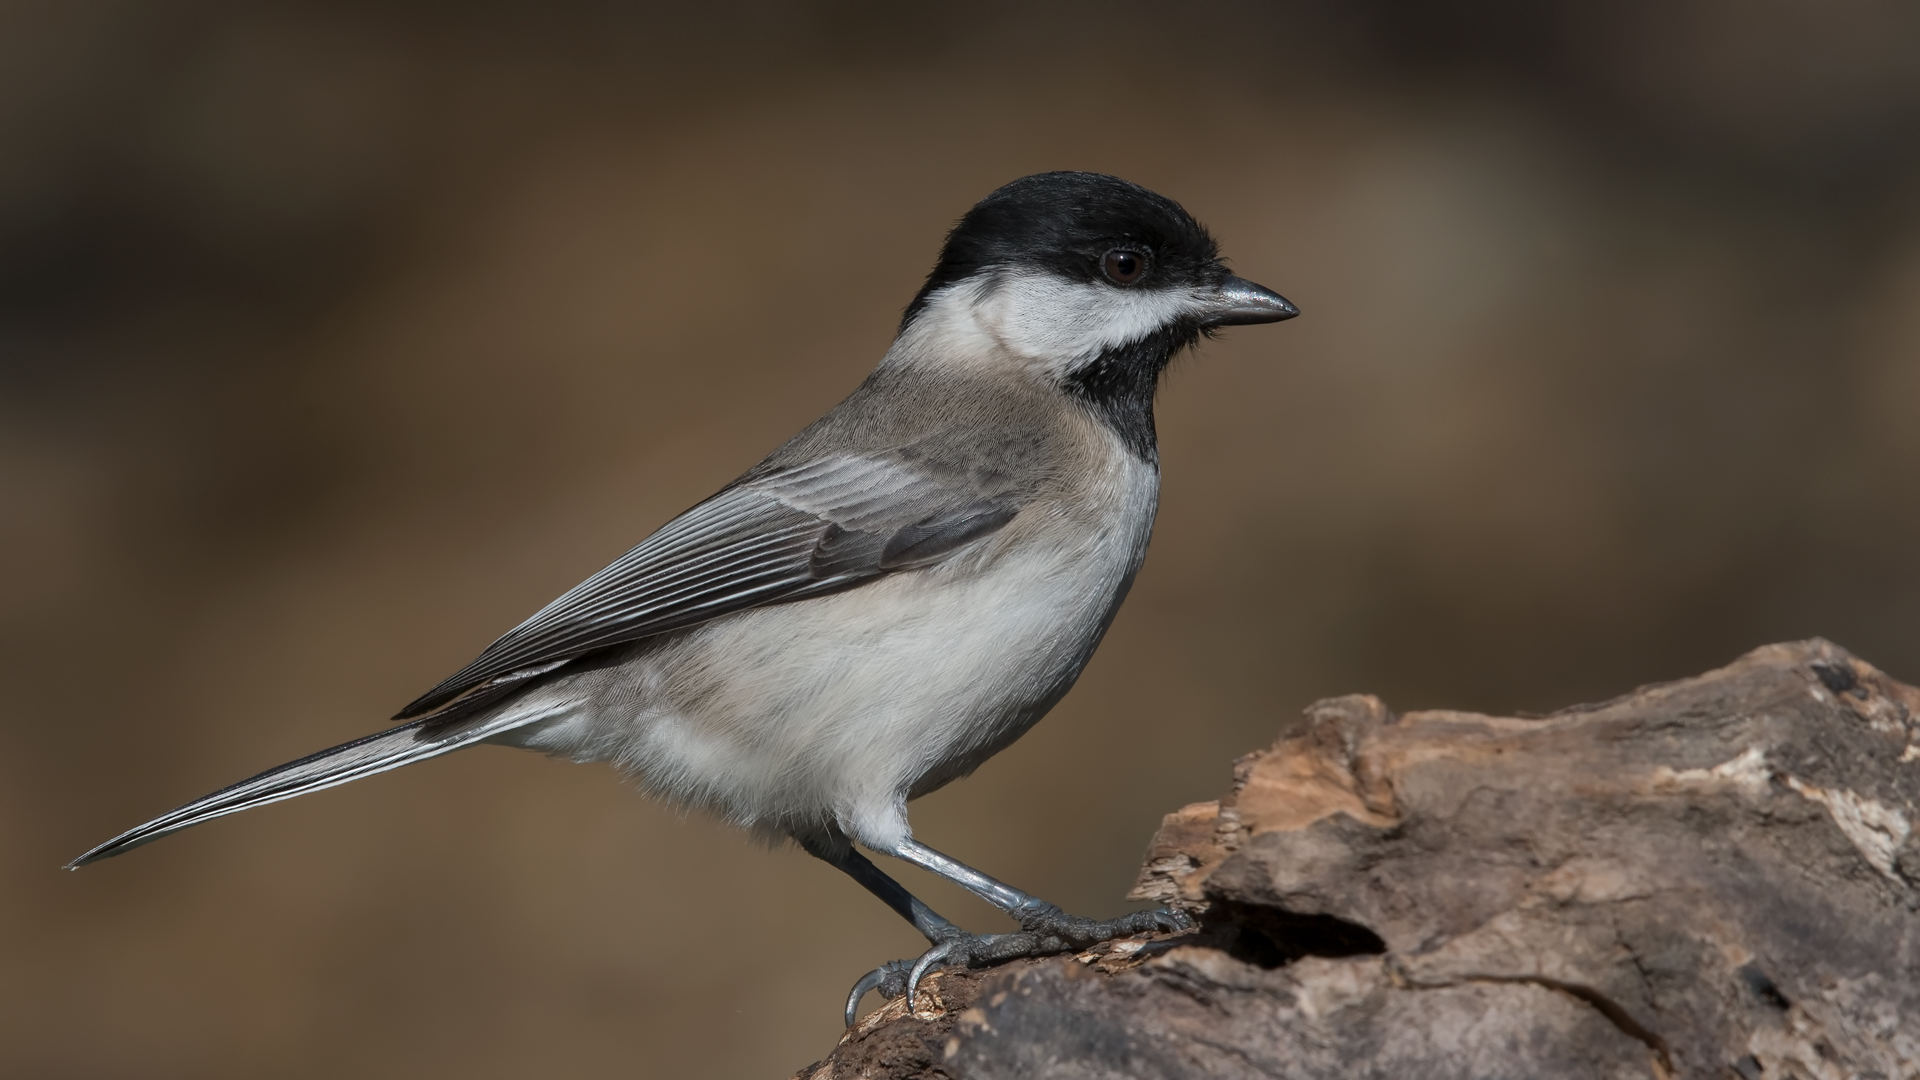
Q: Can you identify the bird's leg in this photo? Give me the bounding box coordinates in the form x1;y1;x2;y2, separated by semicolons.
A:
803;831;1191;1025
797;830;1042;1025
840;836;1191;1023
795;829;959;945
883;836;1191;949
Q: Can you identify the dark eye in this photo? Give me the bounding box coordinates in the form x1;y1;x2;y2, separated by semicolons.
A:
1102;249;1147;285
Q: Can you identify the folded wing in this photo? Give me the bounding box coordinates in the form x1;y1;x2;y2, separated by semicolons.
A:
395;454;1020;719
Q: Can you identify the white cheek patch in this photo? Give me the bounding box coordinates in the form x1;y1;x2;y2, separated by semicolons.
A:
892;271;1205;380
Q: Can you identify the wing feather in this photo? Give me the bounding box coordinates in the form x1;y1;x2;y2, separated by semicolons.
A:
394;455;1019;718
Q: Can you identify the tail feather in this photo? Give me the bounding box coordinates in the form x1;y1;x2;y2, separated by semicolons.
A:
66;706;552;869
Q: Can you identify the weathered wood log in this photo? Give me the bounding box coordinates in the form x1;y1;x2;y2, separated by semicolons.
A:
795;640;1920;1079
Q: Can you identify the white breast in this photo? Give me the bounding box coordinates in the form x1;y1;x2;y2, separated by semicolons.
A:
502;444;1158;850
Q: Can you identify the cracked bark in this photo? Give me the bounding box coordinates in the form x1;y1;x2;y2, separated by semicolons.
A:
794;641;1920;1080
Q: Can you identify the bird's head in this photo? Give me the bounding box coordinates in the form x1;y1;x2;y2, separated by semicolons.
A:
892;172;1296;387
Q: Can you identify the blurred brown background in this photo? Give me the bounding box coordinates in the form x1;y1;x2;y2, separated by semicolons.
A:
4;1;1919;1076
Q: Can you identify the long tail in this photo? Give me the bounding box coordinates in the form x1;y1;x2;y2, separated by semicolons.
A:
66;706;552;869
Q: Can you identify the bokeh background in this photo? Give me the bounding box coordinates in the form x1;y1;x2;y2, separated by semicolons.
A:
5;1;1920;1076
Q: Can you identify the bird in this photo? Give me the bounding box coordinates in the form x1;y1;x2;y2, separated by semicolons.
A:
68;171;1297;1025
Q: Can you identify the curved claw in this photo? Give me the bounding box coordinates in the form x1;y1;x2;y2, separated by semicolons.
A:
845;966;889;1028
905;940;959;1014
1152;908;1194;933
843;958;913;1028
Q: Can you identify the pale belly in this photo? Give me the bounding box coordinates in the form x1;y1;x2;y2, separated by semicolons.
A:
501;467;1155;848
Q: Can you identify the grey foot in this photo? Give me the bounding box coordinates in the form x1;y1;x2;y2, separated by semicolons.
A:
843;932;1037;1026
842;907;1193;1026
1012;903;1192;948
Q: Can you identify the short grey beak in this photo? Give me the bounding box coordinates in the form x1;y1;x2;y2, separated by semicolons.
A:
1205;275;1299;326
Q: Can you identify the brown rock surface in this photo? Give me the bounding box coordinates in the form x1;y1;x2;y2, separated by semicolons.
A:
795;641;1920;1079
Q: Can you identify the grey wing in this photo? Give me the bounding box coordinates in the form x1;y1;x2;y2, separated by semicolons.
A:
393;455;1020;719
